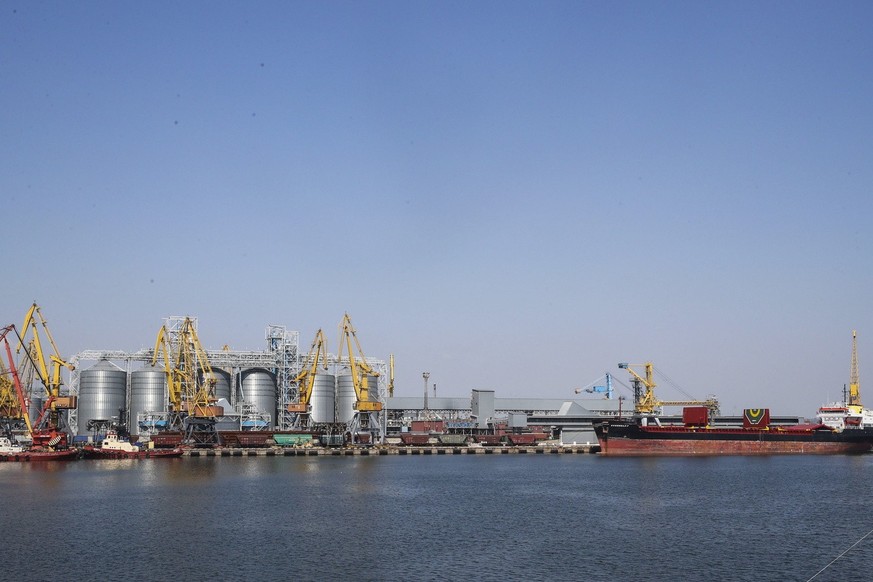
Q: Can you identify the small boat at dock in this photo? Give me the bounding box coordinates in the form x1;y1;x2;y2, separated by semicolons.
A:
81;431;183;459
0;437;80;462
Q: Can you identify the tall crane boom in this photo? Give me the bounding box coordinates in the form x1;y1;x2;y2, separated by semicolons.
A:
619;362;658;414
150;317;218;422
0;325;31;436
388;354;395;398
619;361;719;416
289;329;328;413
848;330;861;408
338;313;382;412
0;357;23;422
15;303;76;436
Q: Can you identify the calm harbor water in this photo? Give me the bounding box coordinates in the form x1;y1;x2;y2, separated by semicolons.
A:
1;454;872;581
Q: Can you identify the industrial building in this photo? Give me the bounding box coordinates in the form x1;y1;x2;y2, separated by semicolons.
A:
387;390;622;446
16;313;618;447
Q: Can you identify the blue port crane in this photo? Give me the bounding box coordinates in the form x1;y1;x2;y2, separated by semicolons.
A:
575;373;613;398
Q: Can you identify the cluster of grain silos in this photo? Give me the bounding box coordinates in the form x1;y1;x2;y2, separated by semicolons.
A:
75;360;279;435
309;372;380;424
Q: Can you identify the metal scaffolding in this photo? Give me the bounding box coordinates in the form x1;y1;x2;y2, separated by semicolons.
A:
66;330;301;435
266;325;300;431
65;322;392;441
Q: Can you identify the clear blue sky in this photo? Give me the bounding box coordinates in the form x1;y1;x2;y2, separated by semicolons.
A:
3;1;873;416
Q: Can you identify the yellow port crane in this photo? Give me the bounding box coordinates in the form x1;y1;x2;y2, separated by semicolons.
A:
388;354;395;398
15;303;77;439
151;317;219;424
848;330;862;412
0;325;30;434
338;313;382;412
0;355;23;421
618;362;719;416
289;329;329;414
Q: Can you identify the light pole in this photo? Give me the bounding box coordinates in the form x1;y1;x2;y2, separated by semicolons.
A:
423;372;430;416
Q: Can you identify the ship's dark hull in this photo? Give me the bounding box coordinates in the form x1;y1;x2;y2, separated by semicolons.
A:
0;448;80;462
593;420;873;456
81;446;184;459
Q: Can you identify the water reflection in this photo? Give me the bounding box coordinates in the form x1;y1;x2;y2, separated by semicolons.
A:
2;455;873;581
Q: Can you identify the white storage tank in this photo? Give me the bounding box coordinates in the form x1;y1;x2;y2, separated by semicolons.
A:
239;368;277;429
129;368;167;435
336;375;357;424
310;374;336;424
77;360;127;436
203;368;232;403
28;395;44;426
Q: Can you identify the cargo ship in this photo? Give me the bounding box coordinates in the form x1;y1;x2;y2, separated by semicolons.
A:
594;407;873;456
594;360;873;456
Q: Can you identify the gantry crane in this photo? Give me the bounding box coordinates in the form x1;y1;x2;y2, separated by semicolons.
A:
338;313;382;413
618;362;719;416
15;303;76;446
151;317;219;444
288;329;328;415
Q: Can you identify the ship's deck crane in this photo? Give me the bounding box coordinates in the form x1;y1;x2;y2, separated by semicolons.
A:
288;329;328;414
619;362;719;416
151;317;219;442
338;313;382;413
15;303;76;446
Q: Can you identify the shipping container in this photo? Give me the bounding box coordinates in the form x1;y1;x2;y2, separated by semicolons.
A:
683;406;709;426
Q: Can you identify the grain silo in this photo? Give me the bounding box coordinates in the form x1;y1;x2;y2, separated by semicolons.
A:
206;368;232;403
129;368;167;435
28;395;44;426
239;368;277;428
335;375;357;424
77;360;127;436
310;374;336;423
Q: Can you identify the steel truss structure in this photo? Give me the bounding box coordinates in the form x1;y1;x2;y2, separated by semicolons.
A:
64;322;389;440
66;325;302;435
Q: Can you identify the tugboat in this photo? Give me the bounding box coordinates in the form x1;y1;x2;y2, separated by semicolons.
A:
81;430;183;459
0;430;80;462
0;437;24;455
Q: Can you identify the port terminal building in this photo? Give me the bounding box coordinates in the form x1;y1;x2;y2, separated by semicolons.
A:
386;389;623;445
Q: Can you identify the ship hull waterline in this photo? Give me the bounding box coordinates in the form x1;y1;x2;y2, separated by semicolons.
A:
594;421;873;457
81;447;184;460
0;449;80;462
